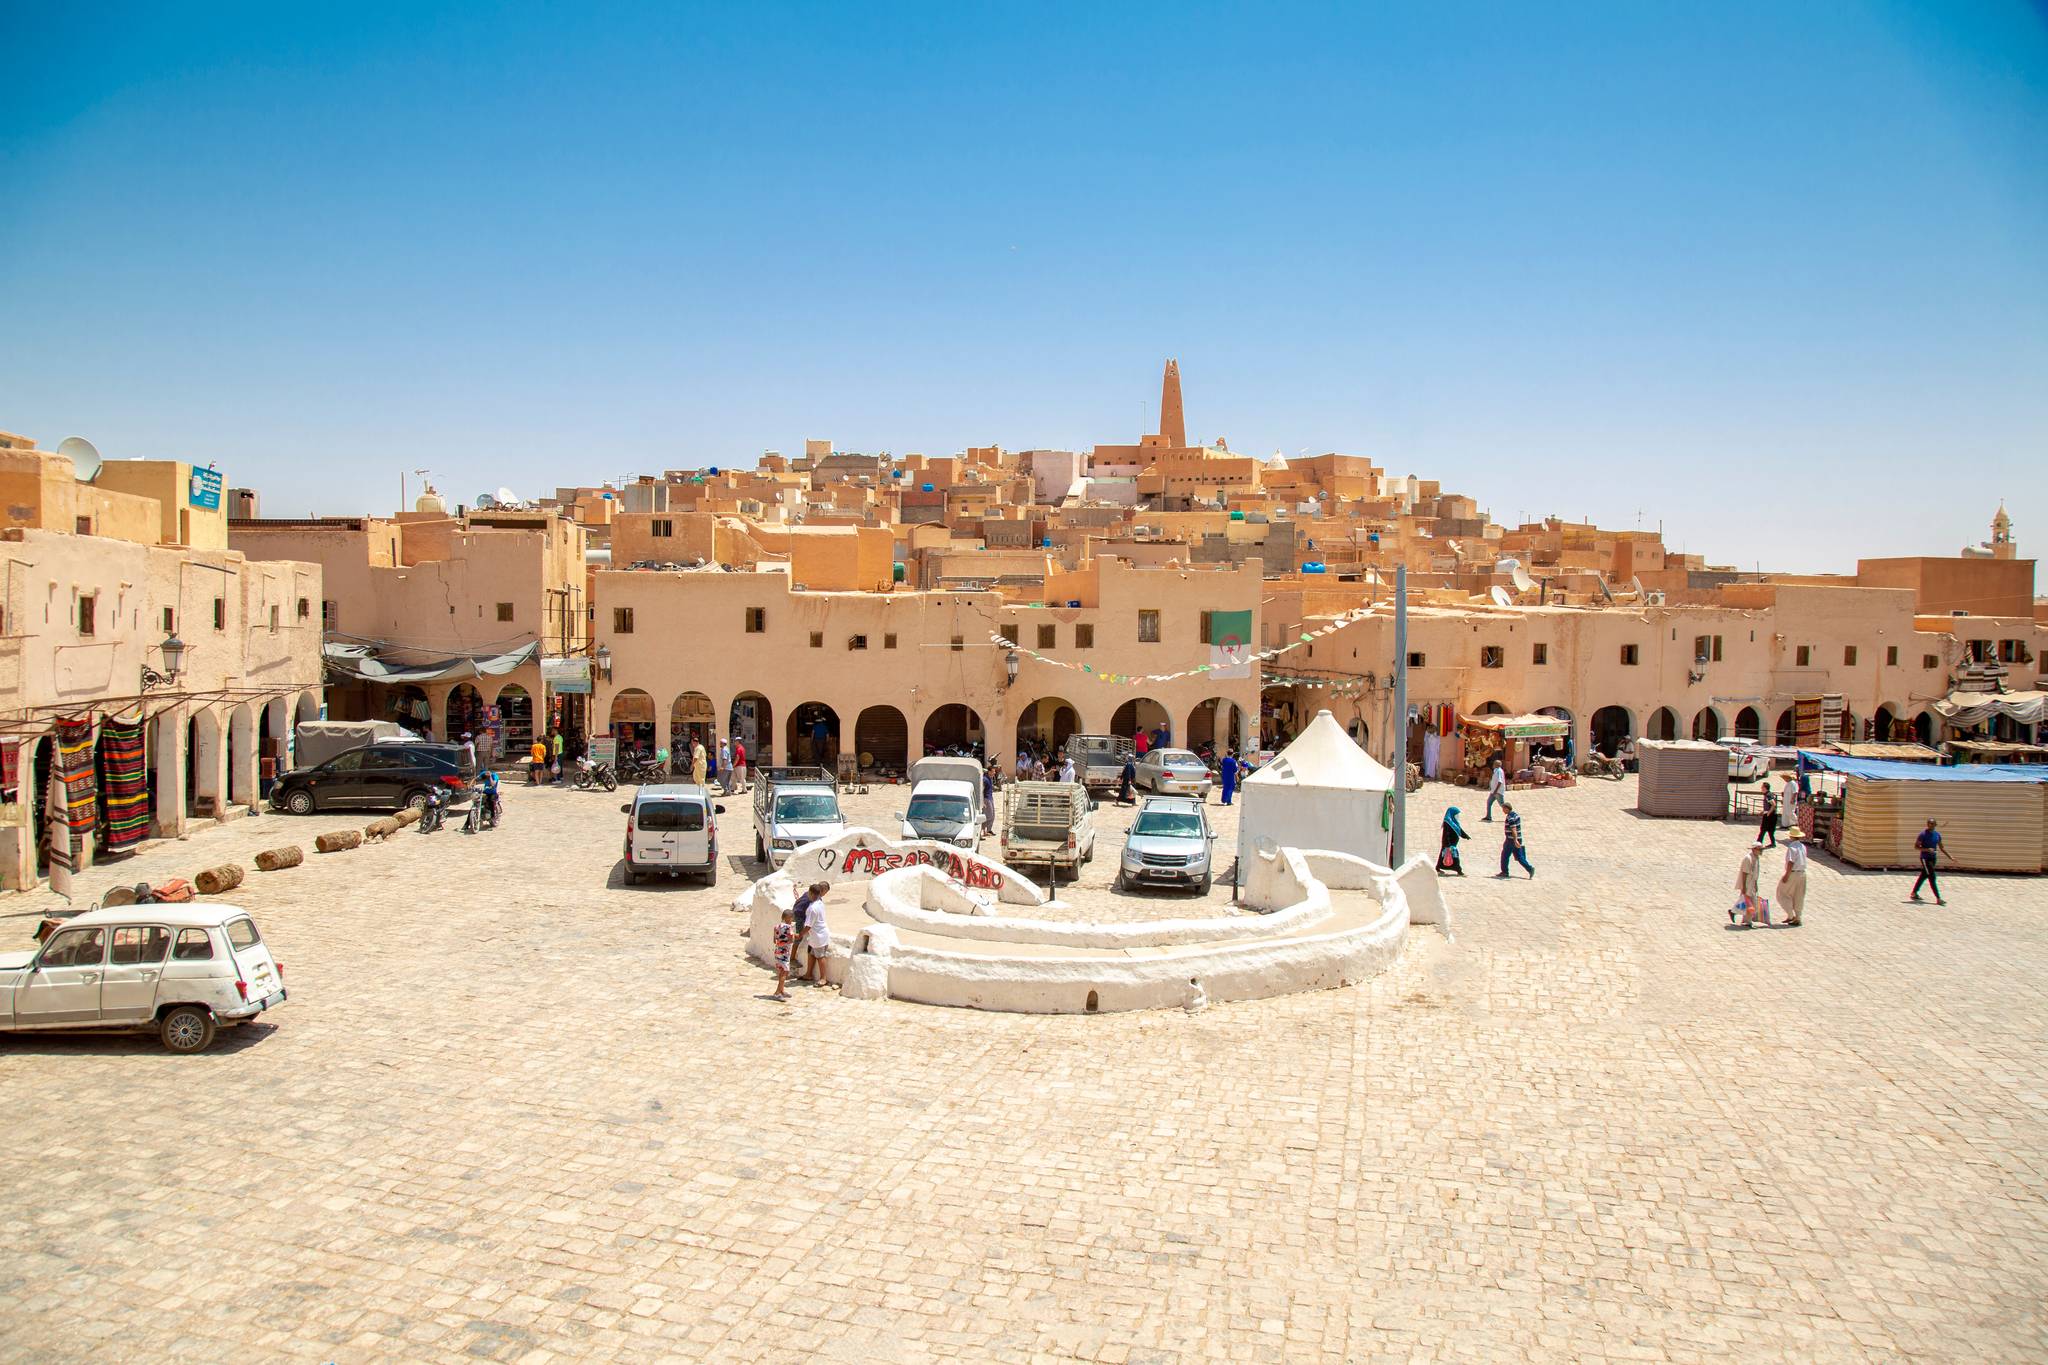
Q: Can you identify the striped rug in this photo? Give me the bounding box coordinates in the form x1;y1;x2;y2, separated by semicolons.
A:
98;715;150;849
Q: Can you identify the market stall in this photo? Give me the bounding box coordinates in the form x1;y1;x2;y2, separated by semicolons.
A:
1798;751;2048;873
1237;708;1396;874
1459;713;1571;786
1635;739;1729;819
1945;739;2048;766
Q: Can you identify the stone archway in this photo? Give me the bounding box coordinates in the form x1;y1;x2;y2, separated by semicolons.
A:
788;702;840;767
1734;706;1762;741
730;693;772;768
1774;707;1795;745
493;683;536;756
1873;704;1898;742
608;688;658;756
1646;707;1679;741
1110;698;1170;747
920;703;984;757
445;683;485;744
1186;697;1246;755
1473;700;1508;716
1691;707;1722;741
856;705;910;774
671;691;715;757
1590;705;1632;756
227;704;256;809
296;691;322;728
1911;710;1934;745
1015;696;1079;763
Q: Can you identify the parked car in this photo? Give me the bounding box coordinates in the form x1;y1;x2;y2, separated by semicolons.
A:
1000;781;1097;881
1117;795;1216;894
270;742;472;814
898;756;984;849
1716;738;1770;782
1133;748;1215;797
751;767;846;866
0;903;286;1053
1063;734;1134;791
621;784;724;885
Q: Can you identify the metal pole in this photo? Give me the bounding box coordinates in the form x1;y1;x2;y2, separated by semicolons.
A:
1392;566;1408;865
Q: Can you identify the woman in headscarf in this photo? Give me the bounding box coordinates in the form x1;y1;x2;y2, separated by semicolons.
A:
1437;807;1469;876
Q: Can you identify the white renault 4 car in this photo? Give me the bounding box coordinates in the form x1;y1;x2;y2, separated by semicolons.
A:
622;783;725;885
0;903;286;1053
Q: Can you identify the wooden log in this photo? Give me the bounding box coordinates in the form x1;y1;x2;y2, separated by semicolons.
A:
194;864;245;895
254;845;303;872
315;829;364;854
364;817;401;840
392;807;422;828
100;884;140;906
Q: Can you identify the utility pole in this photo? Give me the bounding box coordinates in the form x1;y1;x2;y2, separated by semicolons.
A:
1392;565;1408;865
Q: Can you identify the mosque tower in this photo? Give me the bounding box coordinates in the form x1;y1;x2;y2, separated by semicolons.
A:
1991;503;2015;560
1159;359;1187;448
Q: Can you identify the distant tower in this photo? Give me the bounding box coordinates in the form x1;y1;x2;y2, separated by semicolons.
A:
1991;502;2015;560
1159;359;1187;448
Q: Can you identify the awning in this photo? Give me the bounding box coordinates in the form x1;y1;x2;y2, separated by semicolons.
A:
1796;750;2048;783
1822;741;1942;763
1930;689;2046;728
1461;713;1569;739
323;641;539;684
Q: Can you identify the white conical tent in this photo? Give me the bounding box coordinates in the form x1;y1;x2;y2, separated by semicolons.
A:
1236;709;1395;873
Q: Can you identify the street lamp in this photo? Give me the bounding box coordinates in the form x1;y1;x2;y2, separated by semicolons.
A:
1004;647;1020;688
141;632;186;691
594;643;612;682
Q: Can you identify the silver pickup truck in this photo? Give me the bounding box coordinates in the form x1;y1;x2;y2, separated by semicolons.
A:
1062;734;1134;792
750;766;845;865
1000;781;1096;882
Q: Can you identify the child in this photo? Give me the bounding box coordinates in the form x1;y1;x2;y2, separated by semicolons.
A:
772;908;795;1001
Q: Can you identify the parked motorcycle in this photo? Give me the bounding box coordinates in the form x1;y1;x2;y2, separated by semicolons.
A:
573;756;619;791
418;787;446;833
617;752;666;783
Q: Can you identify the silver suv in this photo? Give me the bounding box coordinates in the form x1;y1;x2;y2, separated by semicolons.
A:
1116;795;1216;895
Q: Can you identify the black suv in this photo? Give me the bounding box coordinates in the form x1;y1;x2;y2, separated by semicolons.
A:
270;742;473;815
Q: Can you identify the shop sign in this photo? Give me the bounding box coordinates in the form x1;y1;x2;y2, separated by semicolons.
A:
542;657;591;694
188;466;222;510
588;735;617;767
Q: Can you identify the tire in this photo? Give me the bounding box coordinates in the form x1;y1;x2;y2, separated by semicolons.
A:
600;772;617;792
1114;870;1128;893
624;863;640;886
755;833;766;862
159;1005;216;1054
283;789;314;816
403;789;432;812
1197;871;1212;896
703;859;719;888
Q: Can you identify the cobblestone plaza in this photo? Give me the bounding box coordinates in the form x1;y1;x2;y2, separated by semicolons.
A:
2;777;2044;1362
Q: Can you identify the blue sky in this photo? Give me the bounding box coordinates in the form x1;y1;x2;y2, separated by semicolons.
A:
3;1;2043;574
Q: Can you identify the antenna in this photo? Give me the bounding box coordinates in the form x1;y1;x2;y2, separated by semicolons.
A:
55;437;103;482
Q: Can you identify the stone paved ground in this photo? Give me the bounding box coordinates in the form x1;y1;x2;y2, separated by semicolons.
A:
1;773;2044;1363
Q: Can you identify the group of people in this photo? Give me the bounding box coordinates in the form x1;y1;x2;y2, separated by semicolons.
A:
1435;794;1533;879
771;881;833;1000
525;729;567;784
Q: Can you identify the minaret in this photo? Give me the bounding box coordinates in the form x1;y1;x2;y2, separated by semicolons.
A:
1991;503;2014;560
1159;359;1187;448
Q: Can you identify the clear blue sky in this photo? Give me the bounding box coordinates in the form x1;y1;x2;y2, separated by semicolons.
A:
3;2;2043;575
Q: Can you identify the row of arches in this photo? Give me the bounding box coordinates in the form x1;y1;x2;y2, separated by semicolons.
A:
1577;702;1933;754
595;689;1251;774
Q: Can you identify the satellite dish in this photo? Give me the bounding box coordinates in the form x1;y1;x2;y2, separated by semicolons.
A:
1489;586;1514;608
1511;565;1535;593
1627;576;1645;599
495;486;518;506
474;493;498;510
56;437;103;482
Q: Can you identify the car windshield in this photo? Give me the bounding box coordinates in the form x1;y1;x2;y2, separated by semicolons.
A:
1132;810;1203;837
1158;751;1203;769
906;795;971;824
639;801;705;831
777;793;841;823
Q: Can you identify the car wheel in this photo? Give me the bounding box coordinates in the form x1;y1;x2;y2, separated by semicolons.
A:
1114;870;1128;893
159;1005;216;1054
1197;871;1212;896
284;789;314;816
623;861;639;885
704;859;719;888
403;789;431;812
755;833;766;862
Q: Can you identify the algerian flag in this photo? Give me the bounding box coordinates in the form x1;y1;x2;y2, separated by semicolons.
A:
1208;609;1254;680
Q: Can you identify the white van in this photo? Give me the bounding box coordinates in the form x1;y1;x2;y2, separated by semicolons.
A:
622;784;725;885
898;755;984;849
0;903;287;1053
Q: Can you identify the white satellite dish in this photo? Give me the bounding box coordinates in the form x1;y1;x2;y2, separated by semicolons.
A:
1489;586;1513;608
474;493;498;510
1511;565;1535;594
56;437;103;482
495;486;518;505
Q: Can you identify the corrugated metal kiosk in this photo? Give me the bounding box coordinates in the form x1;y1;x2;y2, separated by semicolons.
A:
1635;739;1729;819
1800;753;2048;873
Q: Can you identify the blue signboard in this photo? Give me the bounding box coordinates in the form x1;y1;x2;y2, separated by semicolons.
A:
189;466;223;510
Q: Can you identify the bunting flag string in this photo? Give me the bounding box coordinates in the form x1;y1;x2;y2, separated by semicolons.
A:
988;604;1381;687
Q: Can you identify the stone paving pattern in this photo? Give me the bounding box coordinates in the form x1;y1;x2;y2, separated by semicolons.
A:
1;774;2044;1362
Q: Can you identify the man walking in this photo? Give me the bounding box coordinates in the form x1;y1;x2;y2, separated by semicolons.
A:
1219;750;1239;806
982;766;996;836
1733;839;1768;926
1776;830;1808;926
1910;818;1953;905
1495;800;1534;878
690;736;708;787
718;737;734;794
732;737;747;790
1484;758;1506;821
1757;783;1779;848
549;728;564;783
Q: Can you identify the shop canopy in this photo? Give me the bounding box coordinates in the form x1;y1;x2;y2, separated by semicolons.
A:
323;640;539;685
1796;751;2048;783
1930;689;2046;728
1461;713;1569;739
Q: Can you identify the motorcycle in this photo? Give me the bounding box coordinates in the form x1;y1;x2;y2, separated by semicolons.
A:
617;752;666;783
573;756;619;791
463;784;502;833
417;787;446;833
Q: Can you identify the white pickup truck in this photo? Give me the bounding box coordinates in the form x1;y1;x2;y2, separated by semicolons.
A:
751;766;846;866
1001;781;1096;882
897;756;984;850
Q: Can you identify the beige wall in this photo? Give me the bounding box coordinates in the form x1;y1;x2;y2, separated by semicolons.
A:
92;459;229;549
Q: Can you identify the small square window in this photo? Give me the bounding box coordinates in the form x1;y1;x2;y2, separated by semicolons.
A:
1844;645;1857;666
1922;653;1939;670
809;631;823;648
296;597;310;619
951;635;964;652
213;597;226;630
268;605;280;633
162;607;176;633
1480;646;1504;669
849;634;867;650
1198;611;1215;645
77;595;96;636
745;607;766;633
613;607;635;634
651;519;673;538
1532;642;1547;665
497;602;514;622
1138;609;1160;643
1796;645;1811;667
1075;624;1094;649
75;516;93;535
884;633;897;649
1037;624;1056;649
1886;645;1898;666
1621;644;1639;666
1407;651;1426;668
